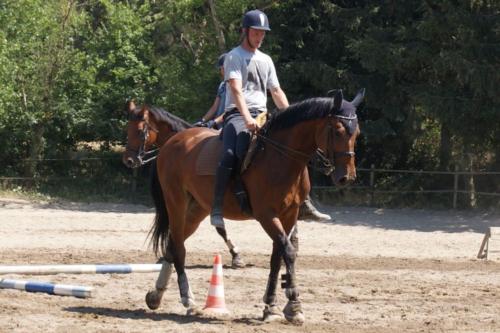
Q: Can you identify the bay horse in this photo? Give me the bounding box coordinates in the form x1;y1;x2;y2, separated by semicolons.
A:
122;100;245;268
145;89;364;324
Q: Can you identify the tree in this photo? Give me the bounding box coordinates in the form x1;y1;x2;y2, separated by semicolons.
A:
0;0;86;176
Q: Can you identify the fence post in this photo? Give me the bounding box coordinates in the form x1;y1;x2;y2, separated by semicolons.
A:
468;153;477;209
369;164;375;206
453;165;458;209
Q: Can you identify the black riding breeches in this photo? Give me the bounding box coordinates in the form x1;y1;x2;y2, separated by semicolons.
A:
219;109;259;169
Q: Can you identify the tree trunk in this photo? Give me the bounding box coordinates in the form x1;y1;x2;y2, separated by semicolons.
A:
492;130;500;171
438;122;452;171
23;123;45;180
467;153;477;209
207;0;226;53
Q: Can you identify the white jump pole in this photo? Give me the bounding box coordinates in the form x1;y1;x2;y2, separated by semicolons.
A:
0;278;93;298
0;264;162;275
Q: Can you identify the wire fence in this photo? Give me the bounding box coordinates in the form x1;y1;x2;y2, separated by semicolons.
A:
310;165;500;209
1;158;499;209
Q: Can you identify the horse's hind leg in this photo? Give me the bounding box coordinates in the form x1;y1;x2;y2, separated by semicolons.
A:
215;227;245;268
169;193;211;312
169;213;197;310
145;244;174;310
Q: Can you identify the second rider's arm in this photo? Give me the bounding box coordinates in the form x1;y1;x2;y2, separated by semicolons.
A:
202;96;220;122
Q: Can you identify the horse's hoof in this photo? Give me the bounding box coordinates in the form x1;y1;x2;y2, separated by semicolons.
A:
283;300;305;325
231;255;246;268
186;306;203;316
181;296;197;309
263;304;283;322
145;290;162;310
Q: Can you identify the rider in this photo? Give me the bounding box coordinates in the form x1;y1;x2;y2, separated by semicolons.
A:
210;9;330;228
194;53;227;129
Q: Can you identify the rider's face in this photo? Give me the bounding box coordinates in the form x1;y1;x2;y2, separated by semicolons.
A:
247;28;266;49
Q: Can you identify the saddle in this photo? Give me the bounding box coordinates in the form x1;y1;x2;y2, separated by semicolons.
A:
195;112;267;176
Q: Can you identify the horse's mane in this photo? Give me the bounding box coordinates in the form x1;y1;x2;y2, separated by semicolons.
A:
146;106;193;132
261;97;334;135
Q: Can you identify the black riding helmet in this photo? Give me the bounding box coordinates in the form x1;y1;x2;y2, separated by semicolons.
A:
242;9;270;31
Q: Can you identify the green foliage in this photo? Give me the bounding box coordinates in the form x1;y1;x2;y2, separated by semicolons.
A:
0;0;498;206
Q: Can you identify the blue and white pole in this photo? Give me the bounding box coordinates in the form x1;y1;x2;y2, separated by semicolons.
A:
0;263;162;275
0;279;93;298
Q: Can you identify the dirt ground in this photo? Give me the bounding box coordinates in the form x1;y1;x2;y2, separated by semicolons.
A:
1;197;500;333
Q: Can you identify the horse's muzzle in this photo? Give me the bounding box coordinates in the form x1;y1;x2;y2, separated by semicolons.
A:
333;168;356;187
336;174;356;186
123;156;140;169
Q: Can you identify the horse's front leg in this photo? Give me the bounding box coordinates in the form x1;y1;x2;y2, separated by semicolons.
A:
258;216;304;324
279;225;304;324
262;240;284;322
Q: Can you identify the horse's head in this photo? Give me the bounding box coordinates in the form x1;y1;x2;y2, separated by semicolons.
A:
122;101;159;168
315;89;364;186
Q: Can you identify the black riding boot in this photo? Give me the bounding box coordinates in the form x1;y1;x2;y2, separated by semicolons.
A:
211;165;233;228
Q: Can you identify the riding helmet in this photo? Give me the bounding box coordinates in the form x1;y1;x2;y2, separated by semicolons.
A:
242;9;270;31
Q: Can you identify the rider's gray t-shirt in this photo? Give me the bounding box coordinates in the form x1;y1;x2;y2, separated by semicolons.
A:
224;46;280;113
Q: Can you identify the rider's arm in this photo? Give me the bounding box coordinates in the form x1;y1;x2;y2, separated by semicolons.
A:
201;96;220;122
228;78;257;131
270;86;289;111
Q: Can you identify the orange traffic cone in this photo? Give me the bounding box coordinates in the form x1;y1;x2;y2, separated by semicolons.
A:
203;254;230;314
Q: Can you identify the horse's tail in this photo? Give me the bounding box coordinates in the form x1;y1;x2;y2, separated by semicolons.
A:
148;160;170;258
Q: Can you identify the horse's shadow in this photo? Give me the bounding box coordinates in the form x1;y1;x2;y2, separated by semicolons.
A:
64;306;216;323
64;306;264;325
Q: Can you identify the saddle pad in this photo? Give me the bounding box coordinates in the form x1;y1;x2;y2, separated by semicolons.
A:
196;135;223;176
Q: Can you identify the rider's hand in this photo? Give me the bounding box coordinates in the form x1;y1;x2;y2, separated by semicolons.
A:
205;119;216;128
245;117;258;132
193;119;206;127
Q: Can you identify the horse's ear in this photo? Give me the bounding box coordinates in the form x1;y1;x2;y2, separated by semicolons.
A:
333;89;343;111
142;106;149;120
127;99;136;113
351;88;365;108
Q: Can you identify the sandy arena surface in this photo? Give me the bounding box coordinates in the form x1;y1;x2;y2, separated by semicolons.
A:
1;197;500;332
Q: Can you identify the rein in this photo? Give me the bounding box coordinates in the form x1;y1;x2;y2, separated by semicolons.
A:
256;114;355;176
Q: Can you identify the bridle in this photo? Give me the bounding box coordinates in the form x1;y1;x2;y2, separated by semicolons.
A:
125;114;159;167
320;114;356;173
256;113;357;176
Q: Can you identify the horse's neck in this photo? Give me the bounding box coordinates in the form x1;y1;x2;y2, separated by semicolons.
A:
259;120;320;177
268;119;319;159
153;119;178;146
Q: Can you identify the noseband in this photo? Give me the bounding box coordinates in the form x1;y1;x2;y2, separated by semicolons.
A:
125;116;159;166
